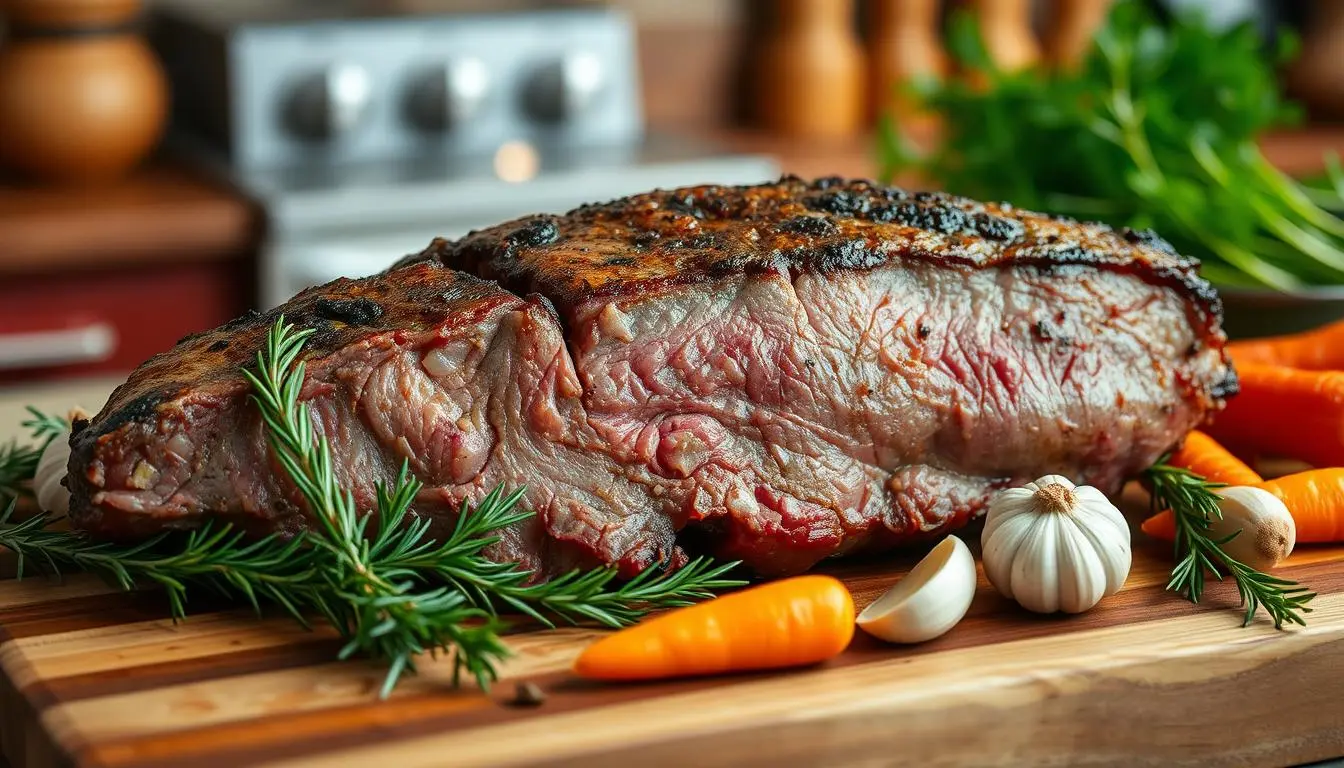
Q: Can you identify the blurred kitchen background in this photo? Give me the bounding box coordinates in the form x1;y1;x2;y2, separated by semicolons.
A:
2;0;1343;389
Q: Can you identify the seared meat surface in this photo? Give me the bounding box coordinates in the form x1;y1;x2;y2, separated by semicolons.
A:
69;177;1234;578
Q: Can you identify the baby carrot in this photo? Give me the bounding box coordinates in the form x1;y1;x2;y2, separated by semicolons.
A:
1227;318;1344;370
1141;431;1262;540
1203;364;1344;469
573;575;855;681
1167;430;1262;486
1259;469;1344;544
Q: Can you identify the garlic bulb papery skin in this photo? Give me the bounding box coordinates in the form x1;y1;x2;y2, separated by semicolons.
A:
1208;486;1295;571
34;427;73;515
981;475;1131;614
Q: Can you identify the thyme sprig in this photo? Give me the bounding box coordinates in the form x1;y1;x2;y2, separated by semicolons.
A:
0;319;743;697
1145;460;1315;628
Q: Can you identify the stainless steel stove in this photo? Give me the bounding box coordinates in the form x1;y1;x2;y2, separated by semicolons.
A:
151;0;778;306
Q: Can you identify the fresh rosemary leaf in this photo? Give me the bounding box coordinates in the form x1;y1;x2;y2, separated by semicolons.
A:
1144;460;1314;628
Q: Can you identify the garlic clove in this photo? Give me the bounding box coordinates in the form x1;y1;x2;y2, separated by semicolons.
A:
34;427;73;515
1009;511;1063;613
1209;486;1295;571
856;535;977;644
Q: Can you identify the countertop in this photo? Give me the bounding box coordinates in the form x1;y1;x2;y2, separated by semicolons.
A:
0;161;258;276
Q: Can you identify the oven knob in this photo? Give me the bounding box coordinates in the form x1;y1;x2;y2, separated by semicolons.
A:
283;64;373;141
522;52;605;124
405;58;491;132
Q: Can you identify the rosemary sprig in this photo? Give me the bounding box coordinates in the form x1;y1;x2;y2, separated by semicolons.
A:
1145;460;1315;628
22;406;70;445
374;480;743;627
0;441;41;503
0;501;327;624
0;407;69;503
242;317;744;692
0;320;743;697
242;319;510;695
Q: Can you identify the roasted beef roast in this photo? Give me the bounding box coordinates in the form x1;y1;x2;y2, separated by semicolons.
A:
68;177;1235;578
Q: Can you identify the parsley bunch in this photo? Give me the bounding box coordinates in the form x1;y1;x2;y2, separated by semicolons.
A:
880;0;1344;289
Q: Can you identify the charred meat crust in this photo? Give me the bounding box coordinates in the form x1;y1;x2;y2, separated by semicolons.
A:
403;175;1224;340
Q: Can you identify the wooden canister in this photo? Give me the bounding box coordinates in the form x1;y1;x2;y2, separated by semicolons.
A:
867;0;948;130
1047;0;1114;70
0;0;168;182
965;0;1040;73
752;0;866;139
1287;0;1344;121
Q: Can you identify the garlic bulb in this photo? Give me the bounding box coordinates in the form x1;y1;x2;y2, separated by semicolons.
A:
34;426;73;515
856;535;977;644
1208;486;1295;571
982;475;1131;614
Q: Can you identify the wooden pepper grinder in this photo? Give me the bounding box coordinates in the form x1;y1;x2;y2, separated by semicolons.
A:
1287;0;1344;121
752;0;865;139
0;0;168;183
1046;0;1113;70
965;0;1041;73
867;0;948;132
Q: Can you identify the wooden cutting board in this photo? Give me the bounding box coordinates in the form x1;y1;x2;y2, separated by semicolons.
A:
0;483;1343;768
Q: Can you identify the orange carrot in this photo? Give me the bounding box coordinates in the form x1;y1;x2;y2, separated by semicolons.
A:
1140;431;1263;540
1259;469;1344;543
1141;512;1178;540
1166;430;1262;486
1227;318;1344;370
1203;364;1344;468
573;575;855;681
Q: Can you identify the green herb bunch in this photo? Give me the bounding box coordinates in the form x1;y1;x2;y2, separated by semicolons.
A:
0;318;743;696
880;0;1344;289
1144;460;1314;628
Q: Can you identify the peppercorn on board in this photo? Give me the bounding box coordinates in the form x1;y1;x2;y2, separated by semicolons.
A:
0;484;1343;768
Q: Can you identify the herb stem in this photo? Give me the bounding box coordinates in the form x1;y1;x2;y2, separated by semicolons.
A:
1145;460;1314;628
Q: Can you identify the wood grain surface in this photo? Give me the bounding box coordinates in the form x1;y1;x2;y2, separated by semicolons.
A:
0;485;1341;768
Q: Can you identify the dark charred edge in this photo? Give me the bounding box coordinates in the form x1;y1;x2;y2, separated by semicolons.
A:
70;390;160;457
313;297;385;326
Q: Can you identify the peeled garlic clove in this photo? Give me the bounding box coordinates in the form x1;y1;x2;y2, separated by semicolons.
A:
34;428;73;515
856;535;977;644
1209;486;1295;571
